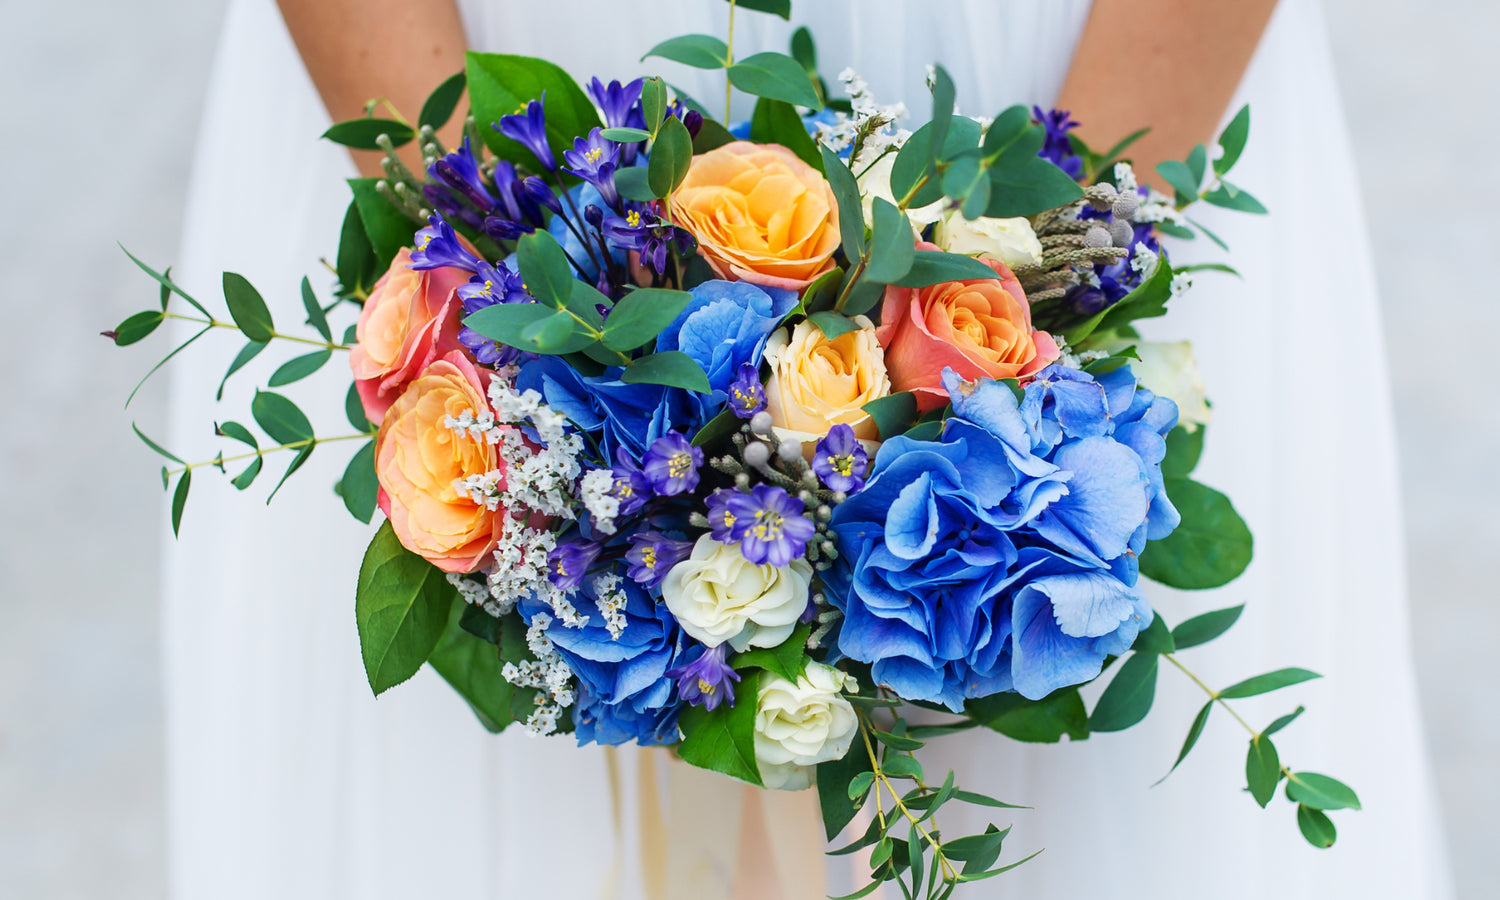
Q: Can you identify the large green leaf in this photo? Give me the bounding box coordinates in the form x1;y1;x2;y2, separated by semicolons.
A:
819;145;865;261
322;118;414;150
464;52;601;166
890;249;999;288
647;114;694;198
601;288;692;351
750;97;821;170
732;623;811;684
419;71;468;131
984;124;1085;217
1296;804;1337;848
1160;424;1205;478
1089;652;1158;732
643;34;730;69
427;602;518;733
862;198;916;286
727;52;821;110
677;671;763;785
355;522;455;695
339;440;379;524
1138;476;1253;590
967;687;1088;743
250;390;313;445
861;392;918;441
348;178;416;272
620;351;711;392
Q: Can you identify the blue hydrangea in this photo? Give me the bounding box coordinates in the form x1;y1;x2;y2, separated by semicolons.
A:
515;355;705;460
828;364;1179;707
656;279;797;407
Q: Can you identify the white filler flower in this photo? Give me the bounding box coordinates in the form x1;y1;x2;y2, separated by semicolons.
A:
661;535;812;651
754;662;859;790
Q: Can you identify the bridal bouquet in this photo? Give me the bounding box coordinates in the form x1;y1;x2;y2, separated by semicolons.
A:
112;3;1359;894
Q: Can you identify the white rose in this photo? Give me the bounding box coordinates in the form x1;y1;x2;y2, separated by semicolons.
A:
661;535;812;651
1099;339;1212;432
855;150;945;237
932;209;1044;269
753;662;859;790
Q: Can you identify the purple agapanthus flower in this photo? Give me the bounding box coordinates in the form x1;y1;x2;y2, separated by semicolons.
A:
563;128;622;208
549;540;602;591
457;259;534;366
668;101;704;139
624;532;694;588
641;432;703;496
497;97;556;171
1033;106;1083;180
706;489;739;542
602;204;696;275
725;485;816;567
812;424;868;493
428;136;496;214
482;160;561;241
609;447;652;517
666;642;740;711
587;77;647;166
727;362;767;420
409;214;482;272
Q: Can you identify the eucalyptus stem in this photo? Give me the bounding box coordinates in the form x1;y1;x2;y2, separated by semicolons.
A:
162;312;350;351
724;0;737;123
856;710;959;886
1162;652;1257;737
167;432;369;477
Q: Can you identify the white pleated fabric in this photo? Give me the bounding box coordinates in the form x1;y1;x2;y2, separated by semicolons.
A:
162;1;1451;897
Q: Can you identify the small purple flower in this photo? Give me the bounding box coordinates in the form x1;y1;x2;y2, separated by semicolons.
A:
548;540;602;591
409;214;482;272
624;532;693;588
497;97;556;171
428;136;496;213
641;432;703;496
666;643;741;711
812;424;868;493
706;489;739;542
602;204;696;275
587;77;647;166
609;447;652;516
1033;106;1083;180
457;259;534;366
725;485;816;566
727;362;767;420
563;128;622;208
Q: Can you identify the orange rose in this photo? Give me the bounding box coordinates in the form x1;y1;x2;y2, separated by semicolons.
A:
669;141;839;291
375;351;504;573
875;242;1060;412
350;247;471;426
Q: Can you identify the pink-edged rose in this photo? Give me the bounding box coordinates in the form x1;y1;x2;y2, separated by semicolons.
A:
874;242;1060;412
349;247;471;426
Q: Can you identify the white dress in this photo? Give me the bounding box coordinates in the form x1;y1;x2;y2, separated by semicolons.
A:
163;1;1452;897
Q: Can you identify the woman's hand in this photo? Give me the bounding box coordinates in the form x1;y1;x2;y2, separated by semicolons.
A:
276;0;469;178
1058;0;1281;186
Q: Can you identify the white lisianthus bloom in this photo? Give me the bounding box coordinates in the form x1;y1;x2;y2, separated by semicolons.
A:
754;662;859;790
1100;339;1212;432
854;150;945;236
661;535;812;651
931;209;1044;269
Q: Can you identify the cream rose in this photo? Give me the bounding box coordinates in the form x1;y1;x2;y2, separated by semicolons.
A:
763;317;891;445
661;535;812;650
855;150;944;236
1098;339;1212;431
932;210;1044;269
753;662;859;790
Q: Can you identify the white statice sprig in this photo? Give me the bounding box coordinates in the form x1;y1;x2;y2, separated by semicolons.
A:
502;611;577;737
592;572;628;641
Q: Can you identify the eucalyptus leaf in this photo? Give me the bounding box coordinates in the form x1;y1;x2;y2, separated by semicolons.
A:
346;382;373;433
1215;106;1251;176
643;34;730;69
419;71;467;130
1219;667;1321;700
322;117;415;150
1246;734;1282;807
170;468;191;537
215;421;257;449
819;145;866;261
355;521;456;695
1138;476;1253;590
863;198;916;284
1155;701;1213;786
222;272;275;343
112;310;163;346
1286;772;1361;811
1296;803;1338;848
516;230;576;309
231;456;262;491
267;349;333;387
1264;705;1305;737
807;310;859;340
339;440;379;524
613;166;658;201
1089;652;1158;732
602;288;692;351
727;52;821;110
1156;160;1201;205
1171;604;1244;651
648;114;694;197
266;444;313;503
300;276;332;341
723;0;790;18
250;390;314;445
620;351;711;392
1202;182;1268;214
463;302;553;348
891;249;999;287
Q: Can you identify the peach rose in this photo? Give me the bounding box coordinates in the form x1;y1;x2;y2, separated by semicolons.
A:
375;351;504;573
669;141;839;291
764;317;890;445
350;247;471;426
875;241;1060;412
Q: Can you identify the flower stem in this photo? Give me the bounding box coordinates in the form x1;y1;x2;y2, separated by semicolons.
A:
167;432;369;477
856;710;958;886
1162;652;1257;737
724;0;737;123
161;312;350;351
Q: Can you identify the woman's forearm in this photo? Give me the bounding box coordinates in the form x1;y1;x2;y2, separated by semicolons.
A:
276;0;469;178
1058;0;1280;185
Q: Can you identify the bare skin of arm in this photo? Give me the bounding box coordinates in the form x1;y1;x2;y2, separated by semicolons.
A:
276;0;469;178
1058;0;1281;185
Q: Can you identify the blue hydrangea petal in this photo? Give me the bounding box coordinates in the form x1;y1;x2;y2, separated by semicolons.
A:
1032;436;1150;563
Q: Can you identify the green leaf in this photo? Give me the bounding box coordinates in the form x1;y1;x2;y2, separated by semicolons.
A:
1215;105;1250;176
640;77;668;136
1219;667;1321;700
881;754;923;781
790;26;817;73
691;409;742;449
463;301;553;348
890;249;999;288
1088;126;1151;177
1202;182;1268;214
132;424;183;465
1138;476;1253;590
613;166;657;201
727;52;821;110
817;740;876;840
348;177;416;271
1132;612;1176;655
266;444;313;503
1286;772;1361;811
692;117;738;153
967;687;1089;743
1160;424;1205;478
1246;735;1282;807
339;441;379;524
267;349;333;387
112;310;163;346
985;124;1085;217
355;521;456;695
346;382;373;433
807;310;859;340
891;119;982;208
929;66;956;170
1069;258;1175;344
620;351;711;392
458;602;502;643
861;392;919;441
516;230;576;308
678;671;763;785
846;770;876;801
643;34;729;69
300;277;332;341
1264;705;1305;737
1155;701;1213;785
170;468;191;537
1185;144;1208;189
1296;803;1338;848
231;456;262;491
464;52;602;166
871;729;923;751
120;246;211;320
903;420;943;441
819;145;866;261
427;602;518;733
723;0;790;18
1189;216;1231;251
418;71;467;131
222;272;275;343
215;421;258;449
520;308;588;353
802;263;846;314
863;198;916;285
749;98;821;170
602;288;692;351
1156;220;1196;240
1156;160;1201;205
336;199;378;297
1171;604;1244;651
732;623;811;684
322;117;415;150
251;390;314;444
648;114;694;198
1090;652;1159;732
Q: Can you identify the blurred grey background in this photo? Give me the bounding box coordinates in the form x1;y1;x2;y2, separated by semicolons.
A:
0;0;1491;897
